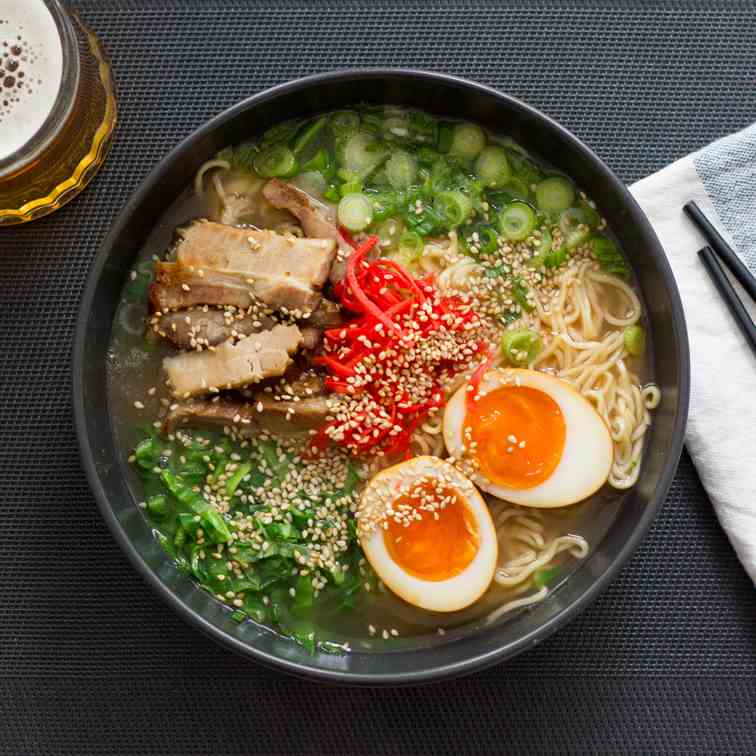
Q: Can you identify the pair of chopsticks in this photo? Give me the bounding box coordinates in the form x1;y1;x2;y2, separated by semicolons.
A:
683;201;756;355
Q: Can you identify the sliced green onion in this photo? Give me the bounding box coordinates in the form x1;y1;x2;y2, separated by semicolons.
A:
566;225;591;250
498;201;537;241
383;114;410;140
330;110;360;137
337;192;374;231
342;131;387;175
369;192;397;223
533;566;560;589
338;179;364;198
301;147;330;173
560;207;589;234
261;119;299;145
530;228;553;263
292;116;327;156
624;325;646;356
466;225;499;255
475;145;511;187
497;177;530;201
376;218;404;250
437;121;455;153
535;176;575;213
543;245;569;269
449;123;486;160
323;183;340;203
398;230;423;259
501;328;542;366
417;147;440;165
435;190;473;229
385;151;417;189
253;144;298;178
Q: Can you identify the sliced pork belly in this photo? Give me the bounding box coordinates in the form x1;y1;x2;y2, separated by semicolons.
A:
150;263;261;312
164;394;330;436
151;308;277;350
150;220;337;313
262;179;352;282
163;323;302;397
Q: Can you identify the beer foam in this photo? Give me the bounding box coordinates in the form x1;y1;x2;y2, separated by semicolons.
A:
0;0;64;161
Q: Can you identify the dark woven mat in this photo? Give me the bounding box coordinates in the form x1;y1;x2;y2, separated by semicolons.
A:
2;1;755;753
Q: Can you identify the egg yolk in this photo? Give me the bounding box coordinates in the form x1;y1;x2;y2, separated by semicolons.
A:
467;385;566;489
384;482;479;581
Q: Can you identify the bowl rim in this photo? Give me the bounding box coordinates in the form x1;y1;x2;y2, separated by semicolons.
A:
73;68;690;685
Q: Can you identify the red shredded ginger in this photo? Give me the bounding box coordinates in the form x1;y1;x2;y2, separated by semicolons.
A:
310;233;486;457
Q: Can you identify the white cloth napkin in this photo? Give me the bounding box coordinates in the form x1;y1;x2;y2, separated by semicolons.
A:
630;124;756;585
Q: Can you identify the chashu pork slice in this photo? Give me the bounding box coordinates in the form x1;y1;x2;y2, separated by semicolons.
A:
151;308;277;350
163;323;302;397
150;220;337;313
262;179;352;282
152;307;321;351
163;394;330;436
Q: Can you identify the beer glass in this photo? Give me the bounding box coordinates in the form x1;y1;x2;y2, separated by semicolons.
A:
0;0;116;226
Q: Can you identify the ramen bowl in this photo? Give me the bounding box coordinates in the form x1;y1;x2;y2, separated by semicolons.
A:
73;70;689;684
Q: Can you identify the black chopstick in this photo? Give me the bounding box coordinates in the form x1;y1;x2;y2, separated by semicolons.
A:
698;245;756;356
684;200;756;302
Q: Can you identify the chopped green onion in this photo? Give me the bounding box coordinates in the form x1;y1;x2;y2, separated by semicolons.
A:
466;224;499;255
253;144;298;178
437;121;455;153
501;328;542;365
382;114;409;140
543;245;569;269
475;145;511;187
261;120;300;145
330;110;360;136
398;230;423;260
535;176;575;213
342;131;387;176
338;192;374;231
338;179;364;198
323;183;340;203
533;566;560;589
449;122;486;161
496;178;531;201
435;190;473;229
376;218;404;250
498;201;537;241
292;116;327;156
385;151;417;189
230;609;248;623
369;192;397;223
624;325;646;356
301;147;331;174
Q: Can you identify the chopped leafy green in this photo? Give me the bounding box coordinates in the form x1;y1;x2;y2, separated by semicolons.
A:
591;236;629;277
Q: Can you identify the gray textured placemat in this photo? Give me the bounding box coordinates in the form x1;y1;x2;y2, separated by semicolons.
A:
2;1;755;753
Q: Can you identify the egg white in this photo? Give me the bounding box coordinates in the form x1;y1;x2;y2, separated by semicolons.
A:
443;369;613;508
358;456;498;612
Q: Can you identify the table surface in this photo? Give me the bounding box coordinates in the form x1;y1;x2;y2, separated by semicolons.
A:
2;1;755;754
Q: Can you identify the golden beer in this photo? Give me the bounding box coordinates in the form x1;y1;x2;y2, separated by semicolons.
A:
0;0;116;226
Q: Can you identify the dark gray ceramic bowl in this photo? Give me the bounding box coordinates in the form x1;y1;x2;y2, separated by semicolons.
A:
73;69;689;685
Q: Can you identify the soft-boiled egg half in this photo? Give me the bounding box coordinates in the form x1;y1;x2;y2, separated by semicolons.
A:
444;368;613;508
357;456;498;612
